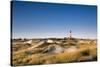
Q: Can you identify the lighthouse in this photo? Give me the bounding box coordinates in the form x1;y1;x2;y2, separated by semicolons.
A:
69;30;72;39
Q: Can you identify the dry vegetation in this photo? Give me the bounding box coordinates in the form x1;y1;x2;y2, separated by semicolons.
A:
11;38;97;66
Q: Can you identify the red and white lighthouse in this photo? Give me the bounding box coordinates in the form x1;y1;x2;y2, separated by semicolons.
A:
69;30;72;39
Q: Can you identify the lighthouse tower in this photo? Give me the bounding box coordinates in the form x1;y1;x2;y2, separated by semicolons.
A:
69;30;72;39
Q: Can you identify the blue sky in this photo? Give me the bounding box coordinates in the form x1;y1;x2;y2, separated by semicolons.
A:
12;1;97;39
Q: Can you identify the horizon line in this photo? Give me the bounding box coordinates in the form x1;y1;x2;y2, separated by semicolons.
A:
12;34;97;39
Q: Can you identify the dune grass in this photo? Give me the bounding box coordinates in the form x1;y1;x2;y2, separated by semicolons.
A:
12;39;97;66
